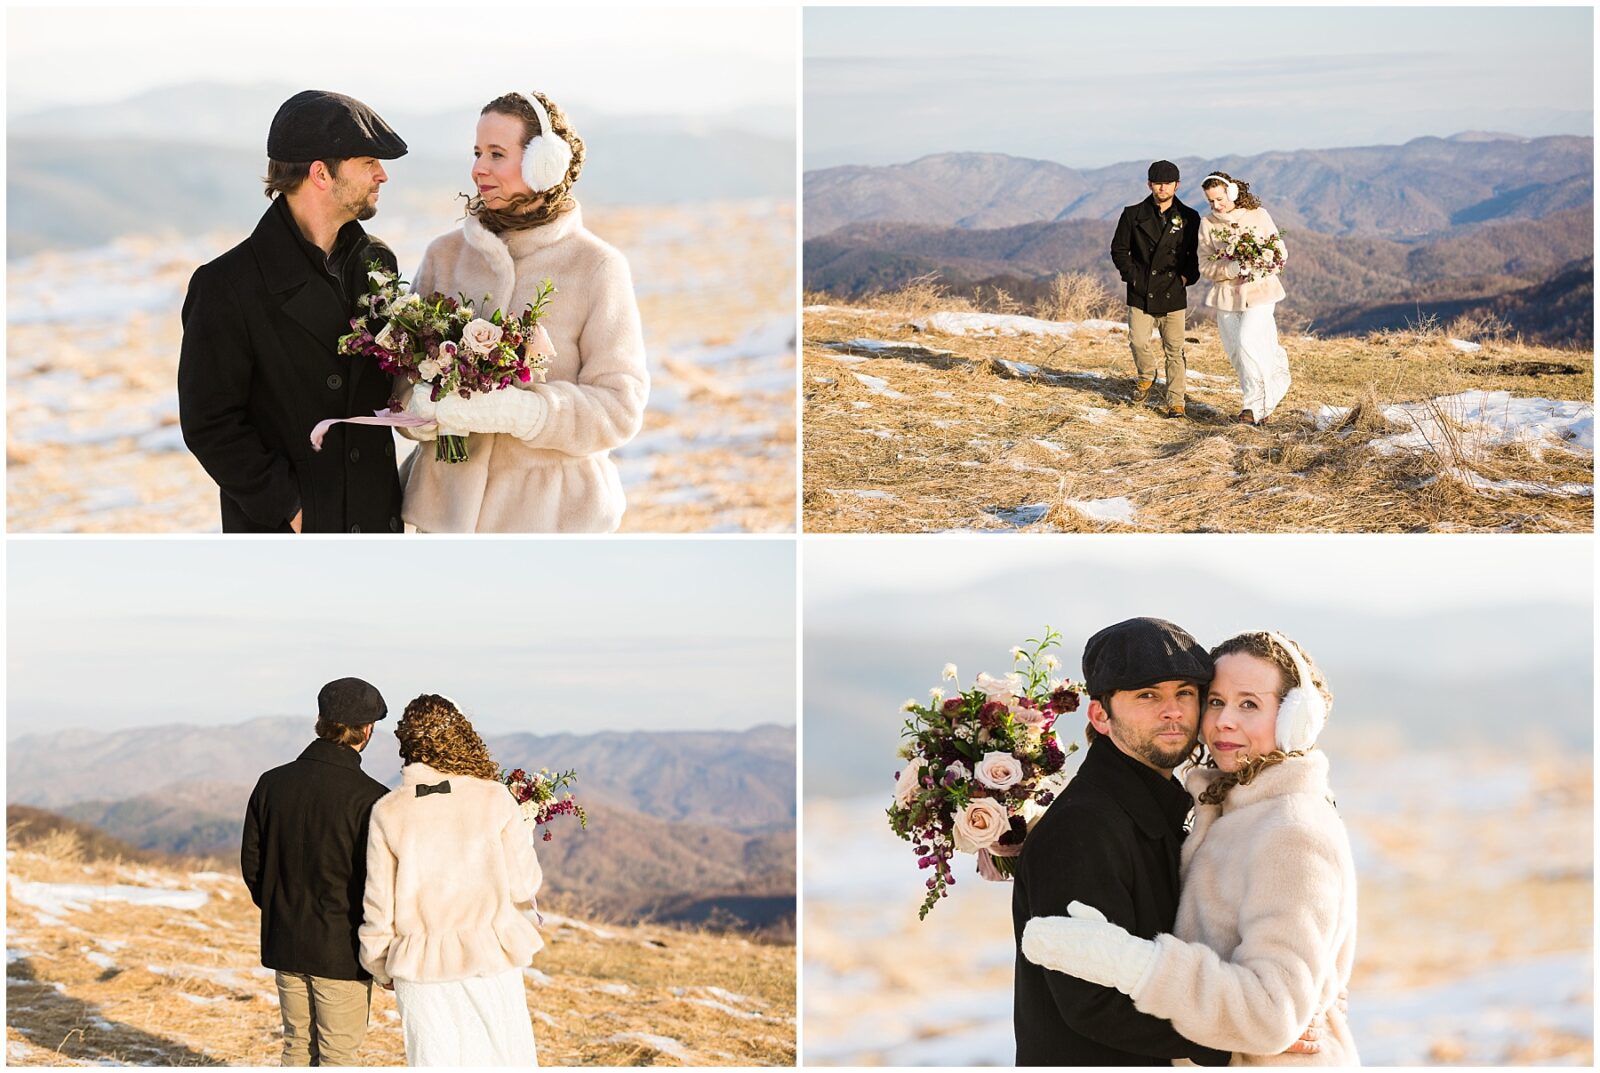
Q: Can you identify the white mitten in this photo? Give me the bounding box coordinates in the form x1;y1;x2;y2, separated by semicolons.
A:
403;385;439;442
435;388;549;443
1021;900;1158;997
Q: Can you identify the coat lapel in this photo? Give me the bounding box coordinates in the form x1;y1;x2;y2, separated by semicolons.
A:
251;199;354;352
461;213;518;313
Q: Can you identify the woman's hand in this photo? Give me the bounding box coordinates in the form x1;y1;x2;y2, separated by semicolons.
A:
435;388;549;442
1020;901;1158;996
1224;261;1242;280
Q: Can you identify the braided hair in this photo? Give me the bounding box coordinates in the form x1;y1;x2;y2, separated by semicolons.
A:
465;91;586;233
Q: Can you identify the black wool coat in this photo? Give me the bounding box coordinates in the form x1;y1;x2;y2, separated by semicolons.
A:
178;197;404;533
241;738;390;980
1012;736;1231;1067
1109;196;1202;316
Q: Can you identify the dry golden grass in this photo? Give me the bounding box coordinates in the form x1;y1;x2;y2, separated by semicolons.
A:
5;843;794;1066
803;294;1593;533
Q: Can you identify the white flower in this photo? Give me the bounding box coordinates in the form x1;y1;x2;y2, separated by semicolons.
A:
893;757;926;809
952;797;1010;853
417;359;441;381
461;318;504;355
1043;655;1060;671
373;321;398;350
395;292;423;310
368;269;391;287
900;698;919;712
929;687;944;703
975;751;1024;791
1010;646;1025;662
974;672;1023;701
942;663;959;682
944;761;970;783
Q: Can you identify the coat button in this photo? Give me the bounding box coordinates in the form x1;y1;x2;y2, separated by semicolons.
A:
349;447;361;463
350;524;362;533
327;374;343;390
390;517;402;532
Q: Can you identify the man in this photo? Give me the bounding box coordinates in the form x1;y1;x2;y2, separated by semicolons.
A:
179;90;408;533
1109;161;1201;419
242;678;391;1066
1012;616;1227;1066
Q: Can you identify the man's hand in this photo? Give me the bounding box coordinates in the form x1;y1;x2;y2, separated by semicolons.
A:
289;509;303;533
1282;1011;1325;1056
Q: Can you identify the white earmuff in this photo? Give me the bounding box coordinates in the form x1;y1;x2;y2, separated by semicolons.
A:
1203;173;1240;203
1262;631;1326;752
520;92;573;194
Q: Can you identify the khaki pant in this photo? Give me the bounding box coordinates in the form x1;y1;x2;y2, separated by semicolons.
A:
275;971;372;1066
1127;305;1187;407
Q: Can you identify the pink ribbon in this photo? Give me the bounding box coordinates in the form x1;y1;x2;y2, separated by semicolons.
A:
976;841;1023;882
310;409;435;452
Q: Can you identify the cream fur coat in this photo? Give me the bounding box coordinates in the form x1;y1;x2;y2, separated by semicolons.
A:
1199;206;1288;312
1133;751;1359;1065
400;202;648;532
359;763;544;985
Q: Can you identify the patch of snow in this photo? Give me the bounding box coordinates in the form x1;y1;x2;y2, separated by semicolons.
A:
10;878;208;915
812;376;836;384
850;400;872;410
685;997;769;1020
1449;338;1484;352
82;949;119;971
986;394;1008;406
532;1010;558;1028
909;311;1080;339
1313;405;1352;431
930;419;961;429
1375;391;1592;458
1081;407;1112;423
930;391;955;399
539;913;615;939
598;1033;690;1062
986;502;1051;527
1458;474;1592;497
1064;497;1137;524
591;982;633;996
1081;319;1129;332
994;359;1039;377
524;967;554;985
1031;439;1064;453
178;993;227;1005
827;489;895;501
852;372;907;399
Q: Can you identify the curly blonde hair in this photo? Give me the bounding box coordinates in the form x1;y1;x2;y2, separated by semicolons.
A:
395;694;499;779
465;91;585;233
1196;631;1329;805
1201;170;1262;211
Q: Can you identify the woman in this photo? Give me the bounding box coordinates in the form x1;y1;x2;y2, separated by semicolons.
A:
401;91;648;531
359;695;544;1066
1198;173;1291;425
1021;631;1359;1065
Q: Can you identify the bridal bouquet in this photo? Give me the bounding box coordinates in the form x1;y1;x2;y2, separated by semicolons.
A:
1210;223;1287;283
499;766;587;842
888;628;1086;919
332;262;557;463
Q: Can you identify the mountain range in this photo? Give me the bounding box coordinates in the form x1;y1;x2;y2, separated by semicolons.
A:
6;720;795;935
8;82;794;257
803;135;1594;345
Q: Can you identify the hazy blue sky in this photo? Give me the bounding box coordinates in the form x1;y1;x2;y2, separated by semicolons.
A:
8;539;795;736
6;6;796;117
805;7;1594;169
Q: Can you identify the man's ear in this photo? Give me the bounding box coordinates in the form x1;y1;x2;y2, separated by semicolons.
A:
1086;698;1112;737
308;160;334;190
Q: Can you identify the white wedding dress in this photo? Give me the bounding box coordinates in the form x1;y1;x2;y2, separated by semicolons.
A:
394;967;537;1066
1217;303;1290;421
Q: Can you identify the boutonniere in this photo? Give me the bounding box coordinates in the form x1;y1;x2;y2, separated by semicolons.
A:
1169;217;1184;233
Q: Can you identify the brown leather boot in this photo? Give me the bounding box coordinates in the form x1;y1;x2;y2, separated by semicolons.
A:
1132;378;1155;404
1164;404;1186;419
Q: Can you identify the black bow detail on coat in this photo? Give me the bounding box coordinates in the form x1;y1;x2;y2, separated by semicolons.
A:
415;780;451;797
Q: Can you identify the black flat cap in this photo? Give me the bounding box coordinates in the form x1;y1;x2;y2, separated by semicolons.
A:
1082;617;1211;697
268;90;408;163
1147;160;1180;183
317;677;388;725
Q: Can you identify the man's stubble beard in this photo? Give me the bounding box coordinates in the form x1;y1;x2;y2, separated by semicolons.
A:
1105;713;1197;772
333;175;379;222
